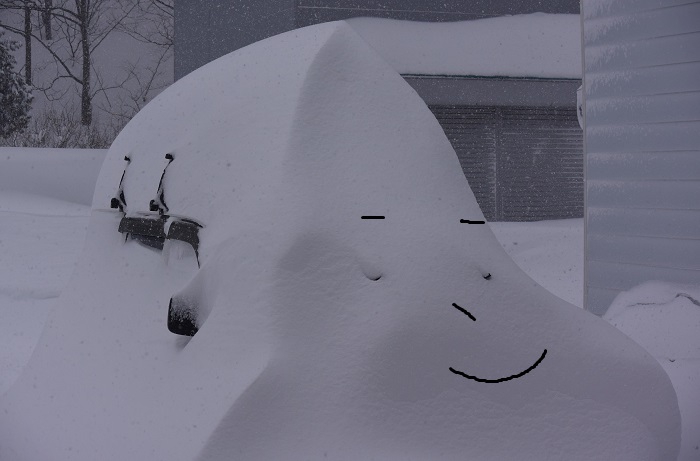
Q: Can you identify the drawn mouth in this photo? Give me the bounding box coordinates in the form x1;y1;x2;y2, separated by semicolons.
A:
449;302;547;383
449;349;547;383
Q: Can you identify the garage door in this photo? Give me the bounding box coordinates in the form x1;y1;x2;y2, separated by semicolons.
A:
430;105;583;221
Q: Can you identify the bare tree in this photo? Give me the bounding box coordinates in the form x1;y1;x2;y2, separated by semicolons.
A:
22;0;30;83
42;0;51;39
120;0;172;49
96;0;172;122
0;0;136;125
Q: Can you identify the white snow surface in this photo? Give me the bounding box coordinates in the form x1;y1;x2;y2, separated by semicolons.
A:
489;219;583;307
0;148;104;206
0;22;680;460
605;281;700;461
0;192;90;394
346;14;582;78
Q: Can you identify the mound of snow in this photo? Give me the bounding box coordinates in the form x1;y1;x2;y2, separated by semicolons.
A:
605;281;700;461
0;22;679;461
606;281;700;361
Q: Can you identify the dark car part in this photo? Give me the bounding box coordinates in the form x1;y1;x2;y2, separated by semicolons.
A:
118;215;168;250
112;155;203;337
166;219;202;267
116;215;202;260
150;153;174;215
168;296;199;336
116;214;203;337
110;156;131;212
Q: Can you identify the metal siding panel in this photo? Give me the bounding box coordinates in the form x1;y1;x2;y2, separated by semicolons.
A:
587;260;700;293
586;120;700;153
588;234;700;270
586;91;700;126
583;0;695;20
588;207;700;239
585;32;700;73
583;0;700;314
588;179;700;210
584;2;700;46
586;61;700;98
587;150;700;180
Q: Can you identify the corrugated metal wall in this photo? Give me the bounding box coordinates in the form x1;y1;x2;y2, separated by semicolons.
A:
582;0;700;315
431;106;498;219
431;105;583;221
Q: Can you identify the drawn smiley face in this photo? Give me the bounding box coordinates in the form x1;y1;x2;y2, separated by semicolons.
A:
450;220;548;383
361;215;548;384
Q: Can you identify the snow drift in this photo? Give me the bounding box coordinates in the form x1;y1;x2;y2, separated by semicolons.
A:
0;21;680;460
0;148;105;206
605;281;700;461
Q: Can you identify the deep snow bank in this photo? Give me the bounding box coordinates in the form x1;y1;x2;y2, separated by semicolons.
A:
0;148;98;396
605;281;700;461
0;21;679;461
0;148;105;206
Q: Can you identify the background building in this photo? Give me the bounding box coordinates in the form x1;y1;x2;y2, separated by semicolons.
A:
581;0;700;315
175;0;584;222
174;0;580;79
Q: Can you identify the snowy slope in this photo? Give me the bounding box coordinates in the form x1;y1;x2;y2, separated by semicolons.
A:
0;22;680;460
489;219;583;307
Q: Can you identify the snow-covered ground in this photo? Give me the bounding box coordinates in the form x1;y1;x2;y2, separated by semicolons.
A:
0;193;90;395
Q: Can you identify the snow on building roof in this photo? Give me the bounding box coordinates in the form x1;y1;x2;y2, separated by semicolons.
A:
347;13;582;79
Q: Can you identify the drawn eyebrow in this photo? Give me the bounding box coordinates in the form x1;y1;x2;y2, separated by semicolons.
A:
449;349;548;383
361;216;385;219
452;303;476;321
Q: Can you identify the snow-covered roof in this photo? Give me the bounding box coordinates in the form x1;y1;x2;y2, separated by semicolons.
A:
347;13;582;79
